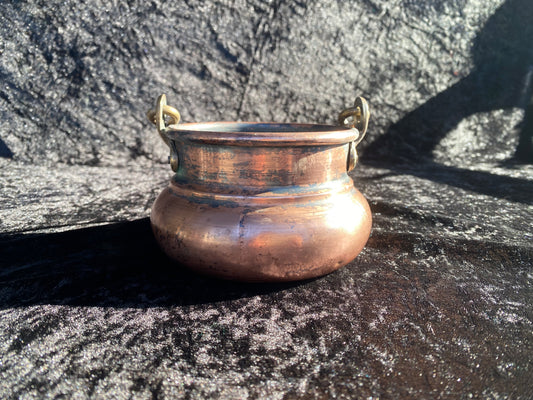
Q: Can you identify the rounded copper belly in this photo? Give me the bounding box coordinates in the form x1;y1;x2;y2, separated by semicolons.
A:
151;177;371;282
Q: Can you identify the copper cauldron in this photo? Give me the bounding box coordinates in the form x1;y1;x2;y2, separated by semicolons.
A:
147;95;372;282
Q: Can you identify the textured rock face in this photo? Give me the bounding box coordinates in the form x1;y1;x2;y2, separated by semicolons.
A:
2;0;531;167
1;1;532;399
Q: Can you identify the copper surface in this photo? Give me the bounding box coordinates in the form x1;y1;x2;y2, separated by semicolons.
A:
148;96;372;282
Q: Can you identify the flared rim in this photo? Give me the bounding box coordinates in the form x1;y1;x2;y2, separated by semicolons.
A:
165;122;359;146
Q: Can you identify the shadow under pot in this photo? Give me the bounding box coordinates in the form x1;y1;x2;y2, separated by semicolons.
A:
147;95;372;282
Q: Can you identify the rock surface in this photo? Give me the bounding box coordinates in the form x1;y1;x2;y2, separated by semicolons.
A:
2;0;531;166
1;0;532;398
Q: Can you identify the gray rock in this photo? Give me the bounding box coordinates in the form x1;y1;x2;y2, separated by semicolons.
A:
2;0;531;167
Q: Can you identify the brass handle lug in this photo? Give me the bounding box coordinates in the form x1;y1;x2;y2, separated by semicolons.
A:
147;94;181;172
338;96;370;171
169;142;179;172
347;141;358;172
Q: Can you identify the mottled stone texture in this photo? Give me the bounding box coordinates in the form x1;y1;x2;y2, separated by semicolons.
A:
1;0;532;399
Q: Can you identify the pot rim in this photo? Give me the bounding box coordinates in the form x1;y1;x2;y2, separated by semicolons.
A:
165;121;359;146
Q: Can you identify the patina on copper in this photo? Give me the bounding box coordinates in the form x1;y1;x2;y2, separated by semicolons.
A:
147;95;372;282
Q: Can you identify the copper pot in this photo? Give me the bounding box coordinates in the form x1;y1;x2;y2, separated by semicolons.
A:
147;95;372;282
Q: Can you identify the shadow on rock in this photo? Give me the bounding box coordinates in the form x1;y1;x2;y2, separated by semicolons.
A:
365;0;533;164
361;161;533;205
0;137;13;158
0;219;304;309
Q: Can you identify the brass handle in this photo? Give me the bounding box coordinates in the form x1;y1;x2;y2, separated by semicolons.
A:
338;96;370;171
147;94;181;171
338;96;370;144
147;94;181;145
